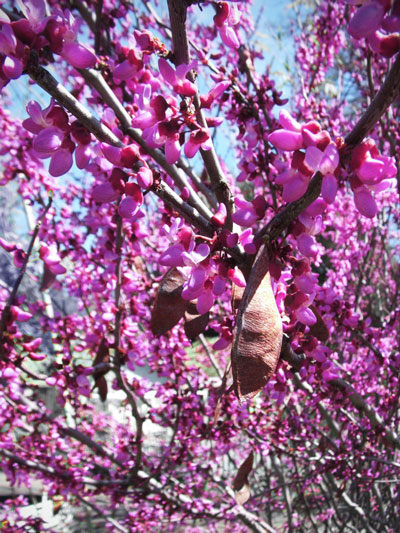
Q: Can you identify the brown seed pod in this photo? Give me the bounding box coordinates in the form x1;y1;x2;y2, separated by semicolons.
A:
231;245;283;402
150;268;187;335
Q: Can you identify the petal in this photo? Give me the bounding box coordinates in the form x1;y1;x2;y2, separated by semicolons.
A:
159;244;185;267
187;267;206;293
296;306;317;326
176;79;197;97
62;42;97;69
2;55;22;79
268;129;303;151
282;173;308;202
92;182;120;203
196;290;214;314
49;149;73;176
22;118;43;134
279;110;301;132
219;25;240;49
321;174;338;204
75;144;91;169
305;145;323;171
33;127;63;153
320;143;339;174
165;138;181;164
229;267;246;287
118;196;139;218
113;59;137;81
354;187;377;218
184;139;200;159
294;273;317;294
101;143;122;165
212;276;226;296
136;166;153;188
232;208;258;228
348;1;385;39
158;57;177;86
212;337;231;350
358;157;384;182
370;178;395;192
16;0;46;30
297;233;318;258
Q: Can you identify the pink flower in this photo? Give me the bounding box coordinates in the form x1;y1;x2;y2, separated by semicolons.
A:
297;233;318;258
23;100;81;176
348;0;400;57
184;128;212;158
61;41;97;69
214;2;241;49
321;174;338;204
305;143;339;175
40;244;67;275
268;129;303;151
350;138;396;216
353;186;378;218
136;166;153;189
158;58;197;97
200;81;231;108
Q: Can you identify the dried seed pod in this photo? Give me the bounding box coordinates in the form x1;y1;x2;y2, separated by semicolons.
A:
233;451;254;506
150;268;188;335
231;245;283;402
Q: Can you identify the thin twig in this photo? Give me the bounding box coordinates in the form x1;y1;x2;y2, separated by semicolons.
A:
328;378;400;449
0;193;53;357
112;213;143;477
75;494;129;533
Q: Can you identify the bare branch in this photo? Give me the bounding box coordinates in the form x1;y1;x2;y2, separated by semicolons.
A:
113;214;143;477
75;494;129;533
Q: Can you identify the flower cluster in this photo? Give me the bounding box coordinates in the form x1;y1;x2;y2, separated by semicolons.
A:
0;0;96;89
23;99;92;176
350;138;397;217
159;217;245;315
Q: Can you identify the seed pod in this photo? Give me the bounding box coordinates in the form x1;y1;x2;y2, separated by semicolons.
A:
231;245;283;402
150;268;187;335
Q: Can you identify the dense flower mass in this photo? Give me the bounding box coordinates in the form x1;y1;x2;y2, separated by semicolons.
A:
0;0;399;531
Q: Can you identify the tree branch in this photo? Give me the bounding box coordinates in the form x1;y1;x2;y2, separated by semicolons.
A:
75;494;129;533
166;0;234;228
345;52;400;146
25;56;122;146
255;172;322;243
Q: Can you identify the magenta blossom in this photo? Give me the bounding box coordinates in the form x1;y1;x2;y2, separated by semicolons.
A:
158;57;197;97
213;2;241;49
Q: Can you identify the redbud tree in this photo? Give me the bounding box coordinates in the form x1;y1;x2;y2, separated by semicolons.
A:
0;0;400;531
